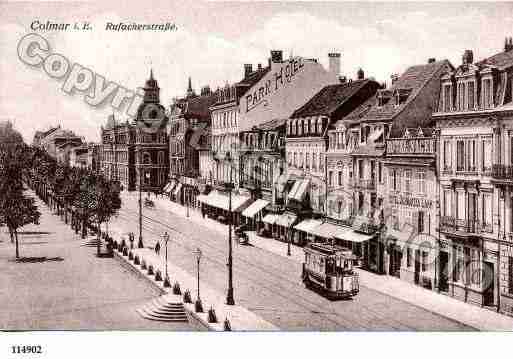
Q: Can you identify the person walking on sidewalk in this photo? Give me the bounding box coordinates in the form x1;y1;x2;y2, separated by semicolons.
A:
155;240;161;255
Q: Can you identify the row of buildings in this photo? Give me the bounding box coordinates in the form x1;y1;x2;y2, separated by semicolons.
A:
32;125;102;172
92;38;513;316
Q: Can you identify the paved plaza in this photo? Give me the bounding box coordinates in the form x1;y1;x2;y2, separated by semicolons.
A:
0;191;198;331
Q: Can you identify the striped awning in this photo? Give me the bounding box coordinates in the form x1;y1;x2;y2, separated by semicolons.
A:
294;219;323;233
242;199;269;218
197;191;251;212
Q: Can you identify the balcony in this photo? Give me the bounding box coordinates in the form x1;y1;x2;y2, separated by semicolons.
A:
350;178;376;191
439;216;489;236
491;164;513;181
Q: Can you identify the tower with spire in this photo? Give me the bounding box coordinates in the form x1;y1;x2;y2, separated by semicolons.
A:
143;69;160;103
186;76;197;98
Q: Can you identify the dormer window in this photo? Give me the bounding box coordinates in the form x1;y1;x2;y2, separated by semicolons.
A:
467;81;475;110
442;83;452;112
482;78;493;109
377;90;392;106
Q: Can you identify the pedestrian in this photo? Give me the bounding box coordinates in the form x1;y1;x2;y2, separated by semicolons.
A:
155;241;161;255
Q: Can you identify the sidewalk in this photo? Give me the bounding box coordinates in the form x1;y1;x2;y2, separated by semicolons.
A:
121;191;513;331
110;221;277;331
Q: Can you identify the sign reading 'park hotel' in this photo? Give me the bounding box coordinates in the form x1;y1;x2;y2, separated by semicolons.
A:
239;53;340;132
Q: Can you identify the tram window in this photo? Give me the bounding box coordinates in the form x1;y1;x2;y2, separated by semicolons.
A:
343;260;348;269
326;259;335;274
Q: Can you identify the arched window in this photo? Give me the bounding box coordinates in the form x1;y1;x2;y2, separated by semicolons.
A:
317;118;323;134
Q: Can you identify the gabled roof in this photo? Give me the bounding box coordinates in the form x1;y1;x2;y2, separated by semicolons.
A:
362;60;450;122
252;118;287;131
185;94;217;120
476;48;513;70
334;95;377;128
290;80;370;119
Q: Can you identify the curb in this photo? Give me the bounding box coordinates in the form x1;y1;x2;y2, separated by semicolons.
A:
113;246;223;331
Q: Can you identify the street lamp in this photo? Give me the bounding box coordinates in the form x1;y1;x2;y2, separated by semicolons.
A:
287;222;293;256
193;247;202;300
163;231;170;286
225;152;235;305
186;188;190;218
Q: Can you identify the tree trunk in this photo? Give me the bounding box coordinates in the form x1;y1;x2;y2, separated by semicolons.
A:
64;205;68;224
14;229;19;259
97;220;101;256
9;228;14;243
82;220;87;239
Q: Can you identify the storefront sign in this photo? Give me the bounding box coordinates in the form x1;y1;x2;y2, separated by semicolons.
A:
390;195;433;209
245;58;305;112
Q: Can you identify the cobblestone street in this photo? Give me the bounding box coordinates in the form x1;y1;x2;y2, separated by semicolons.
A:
0;191;199;331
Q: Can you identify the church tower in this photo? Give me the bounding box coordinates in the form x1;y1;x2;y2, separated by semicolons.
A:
143;69;160;103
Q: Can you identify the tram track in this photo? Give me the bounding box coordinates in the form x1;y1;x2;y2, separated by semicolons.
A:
113;206;419;330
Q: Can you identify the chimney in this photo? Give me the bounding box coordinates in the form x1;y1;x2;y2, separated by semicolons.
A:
244;64;253;78
505;37;513;52
391;73;399;85
462;50;474;65
328;52;341;77
428;58;436;63
270;50;283;63
357;68;364;80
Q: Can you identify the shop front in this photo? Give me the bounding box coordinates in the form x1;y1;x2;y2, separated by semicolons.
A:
197;190;252;226
241;199;270;231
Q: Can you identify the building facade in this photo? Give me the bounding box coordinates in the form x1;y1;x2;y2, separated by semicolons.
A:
382;128;438;289
433;44;513;314
101;70;169;192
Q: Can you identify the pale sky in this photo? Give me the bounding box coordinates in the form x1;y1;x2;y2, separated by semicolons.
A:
1;1;512;143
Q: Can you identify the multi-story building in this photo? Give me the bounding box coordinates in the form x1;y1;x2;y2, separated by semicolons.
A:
33;125;83;160
347;59;453;273
101;70;169;192
69;144;89;168
382;127;438;289
167;81;216;206
286;71;381;249
433;41;513;314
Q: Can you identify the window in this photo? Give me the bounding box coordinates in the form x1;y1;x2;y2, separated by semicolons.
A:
482;139;492;172
305;153;310;169
458;82;465;111
442;140;451;170
482;193;492;230
407;248;412;267
443;84;452;112
456;192;465;220
469;249;481;287
378;162;383;183
443;190;451;217
466;140;476;171
319;153;324;171
338;171;342;187
143;152;151;164
456;140;465;171
417;172;426;194
328;171;333;186
482;78;492;109
467;81;475;110
418;211;425;233
293;152;297;167
358;160;364;179
404;170;412;193
391;169;397;191
312;153;317;170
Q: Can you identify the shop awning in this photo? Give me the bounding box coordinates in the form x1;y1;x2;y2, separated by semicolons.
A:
335;230;373;243
242;199;269;218
262;213;279;225
197;191;251;212
287;178;310;202
307;222;350;239
173;183;182;196
275;213;297;227
164;180;176;193
294;219;323;233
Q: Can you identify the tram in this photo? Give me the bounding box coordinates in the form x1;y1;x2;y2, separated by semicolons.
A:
302;242;359;299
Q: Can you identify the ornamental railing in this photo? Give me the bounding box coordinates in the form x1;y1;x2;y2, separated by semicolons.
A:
440;216;487;234
492;164;513;180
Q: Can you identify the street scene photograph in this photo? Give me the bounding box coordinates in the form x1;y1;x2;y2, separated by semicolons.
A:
1;0;513;356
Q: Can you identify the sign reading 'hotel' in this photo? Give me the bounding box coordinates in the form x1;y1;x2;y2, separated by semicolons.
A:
246;58;305;112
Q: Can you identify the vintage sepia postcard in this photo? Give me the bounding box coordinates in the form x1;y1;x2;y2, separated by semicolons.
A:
1;0;513;358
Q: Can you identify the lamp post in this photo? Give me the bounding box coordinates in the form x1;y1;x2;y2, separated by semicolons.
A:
193;247;202;300
163;231;170;283
226;152;235;305
186;188;190;218
287;222;292;256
